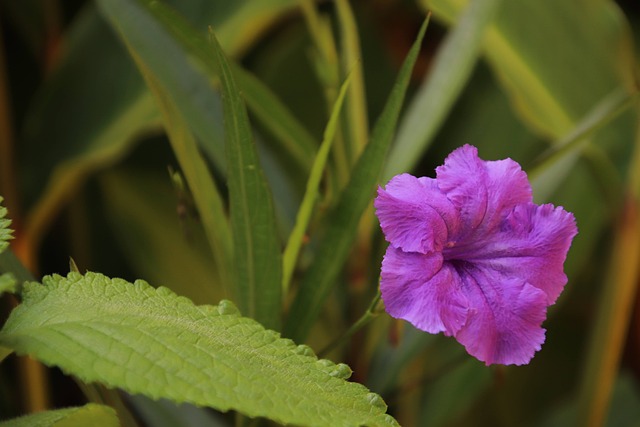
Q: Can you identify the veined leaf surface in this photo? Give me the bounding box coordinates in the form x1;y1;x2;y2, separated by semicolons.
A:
0;272;397;426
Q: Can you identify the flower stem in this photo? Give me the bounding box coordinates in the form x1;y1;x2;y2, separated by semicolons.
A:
318;289;383;358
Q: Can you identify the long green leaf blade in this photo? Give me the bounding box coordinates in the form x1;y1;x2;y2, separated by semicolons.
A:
0;272;398;427
209;29;282;330
0;404;119;427
284;17;430;342
282;73;352;292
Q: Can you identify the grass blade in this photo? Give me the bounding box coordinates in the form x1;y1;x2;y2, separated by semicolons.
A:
284;17;430;342
282;73;352;293
209;29;283;330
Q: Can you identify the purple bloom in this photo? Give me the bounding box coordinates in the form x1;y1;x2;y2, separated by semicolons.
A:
374;145;577;365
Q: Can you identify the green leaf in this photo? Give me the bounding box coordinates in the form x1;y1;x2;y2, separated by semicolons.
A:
384;0;503;178
282;73;352;292
0;197;17;298
0;272;398;427
284;17;430;342
0;197;14;253
103;0;288;327
0;403;119;427
0;273;17;297
209;29;283;330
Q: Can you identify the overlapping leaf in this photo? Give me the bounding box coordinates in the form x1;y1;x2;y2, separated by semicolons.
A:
0;404;119;427
0;272;398;427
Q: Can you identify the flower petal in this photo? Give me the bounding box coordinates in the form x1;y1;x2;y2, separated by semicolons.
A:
466;203;578;304
375;173;459;253
436;145;532;238
453;263;547;365
380;247;468;335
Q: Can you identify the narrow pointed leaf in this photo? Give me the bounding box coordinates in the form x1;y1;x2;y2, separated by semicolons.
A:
0;404;119;427
284;18;430;342
209;30;283;330
0;272;398;427
282;73;352;292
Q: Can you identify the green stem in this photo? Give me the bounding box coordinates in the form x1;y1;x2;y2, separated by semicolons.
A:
319;289;383;358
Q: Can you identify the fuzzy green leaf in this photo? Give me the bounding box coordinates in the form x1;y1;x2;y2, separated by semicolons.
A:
0;197;13;254
0;403;119;427
0;273;17;296
0;198;17;298
0;272;397;426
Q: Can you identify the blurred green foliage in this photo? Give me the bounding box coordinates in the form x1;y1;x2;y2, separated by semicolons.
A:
0;0;639;426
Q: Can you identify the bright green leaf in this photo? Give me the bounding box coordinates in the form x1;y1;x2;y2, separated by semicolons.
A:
0;403;119;427
0;272;398;427
1;197;14;253
284;17;430;342
282;73;352;292
0;273;17;297
0;197;17;298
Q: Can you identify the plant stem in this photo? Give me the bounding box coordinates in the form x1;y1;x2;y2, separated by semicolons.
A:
319;289;383;358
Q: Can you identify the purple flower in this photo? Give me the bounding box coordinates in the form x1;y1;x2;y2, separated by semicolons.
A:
374;145;577;365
